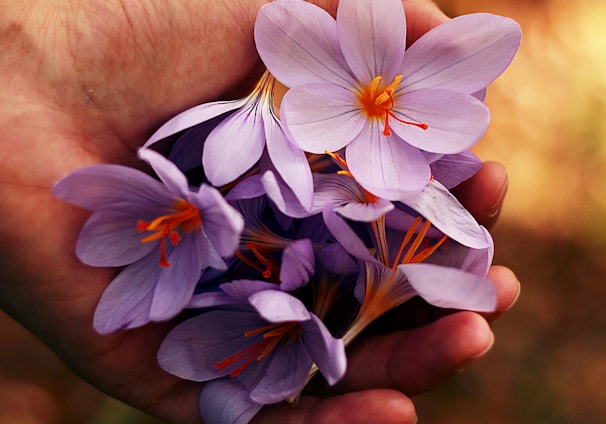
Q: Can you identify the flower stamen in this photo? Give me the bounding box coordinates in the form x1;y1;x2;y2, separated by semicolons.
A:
138;199;201;267
214;322;302;377
359;75;428;136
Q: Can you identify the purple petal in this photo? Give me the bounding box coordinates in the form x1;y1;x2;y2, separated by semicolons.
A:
202;103;266;186
76;209;155;266
301;314;347;385
400;179;489;248
261;171;310;219
138;148;190;197
93;255;160;334
52;165;173;211
398;262;497;312
345;125;430;200
143;99;246;147
280;239;315;291
400;13;522;93
199;378;264;424
157;308;266;381
322;205;380;265
221;280;278;302
281;83;365;153
312;173;394;221
391;89;490;154
337;0;406;83
149;233;207;321
255;0;353;88
168;118;222;173
195;184;244;257
429;150;483;189
248;290;311;323
225;174;266;201
265;115;314;211
249;339;311;404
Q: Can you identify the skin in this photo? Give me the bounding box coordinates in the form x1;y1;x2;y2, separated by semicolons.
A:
0;1;520;423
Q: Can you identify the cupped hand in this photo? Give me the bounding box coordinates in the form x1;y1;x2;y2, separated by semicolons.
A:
0;1;519;423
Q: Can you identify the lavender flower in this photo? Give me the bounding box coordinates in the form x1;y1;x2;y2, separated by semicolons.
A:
255;0;521;200
52;149;244;333
144;71;314;212
158;283;346;405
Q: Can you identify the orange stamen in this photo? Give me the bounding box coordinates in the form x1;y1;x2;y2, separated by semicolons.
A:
236;242;279;279
358;75;428;136
137;199;201;267
214;322;302;377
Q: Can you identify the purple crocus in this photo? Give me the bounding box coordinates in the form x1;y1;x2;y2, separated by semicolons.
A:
255;0;521;200
143;71;314;212
52;149;244;333
320;203;496;344
158;283;347;405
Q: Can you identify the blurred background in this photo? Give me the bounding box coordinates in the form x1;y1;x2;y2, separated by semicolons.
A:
2;0;605;422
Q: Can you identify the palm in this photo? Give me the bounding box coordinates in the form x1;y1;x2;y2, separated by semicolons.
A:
0;1;518;423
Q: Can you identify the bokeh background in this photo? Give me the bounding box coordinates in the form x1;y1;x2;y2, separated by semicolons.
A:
2;0;606;422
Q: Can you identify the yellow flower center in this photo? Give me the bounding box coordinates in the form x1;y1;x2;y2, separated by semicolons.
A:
357;75;428;136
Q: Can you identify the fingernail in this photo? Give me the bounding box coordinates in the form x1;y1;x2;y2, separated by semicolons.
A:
485;173;509;219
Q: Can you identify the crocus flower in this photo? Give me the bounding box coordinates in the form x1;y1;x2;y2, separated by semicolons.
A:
320;204;495;344
52;149;244;333
143;71;314;212
255;0;521;200
158;283;347;405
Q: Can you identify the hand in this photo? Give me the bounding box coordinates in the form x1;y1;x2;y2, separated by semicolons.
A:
0;1;519;423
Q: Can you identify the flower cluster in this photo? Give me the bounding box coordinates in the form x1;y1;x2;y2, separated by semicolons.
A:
52;0;520;423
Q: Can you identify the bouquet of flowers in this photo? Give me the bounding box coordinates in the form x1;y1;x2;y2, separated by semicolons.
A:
52;0;521;422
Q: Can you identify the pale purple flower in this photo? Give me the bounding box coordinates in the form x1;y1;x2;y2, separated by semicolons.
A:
255;0;521;200
143;71;314;212
158;284;346;404
52;149;244;333
320;205;495;344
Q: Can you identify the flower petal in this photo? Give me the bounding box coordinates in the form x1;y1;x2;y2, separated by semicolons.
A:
139;148;190;197
249;339;312;404
196;184;244;257
345;125;430;200
202;103;266;186
150;233;207;321
52;165;173;211
281;83;365;154
248;290;311;323
429;150;483;189
265;114;314;212
301;314;347;385
261;171;310;219
157;308;266;381
280;238;315;291
398;262;497;312
391;89;490;154
255;0;353;88
93;254;160;334
199;378;264;424
76;209;155;266
337;0;406;83
400;13;522;93
143;99;246;147
322;205;380;265
400;179;490;249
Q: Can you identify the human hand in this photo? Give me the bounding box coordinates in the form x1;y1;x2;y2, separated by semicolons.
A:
0;1;519;423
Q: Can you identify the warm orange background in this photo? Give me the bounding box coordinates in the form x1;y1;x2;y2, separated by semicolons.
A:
2;0;605;422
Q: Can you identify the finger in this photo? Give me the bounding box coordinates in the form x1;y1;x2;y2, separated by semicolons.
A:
254;389;416;424
483;265;520;322
452;161;509;229
324;311;493;397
